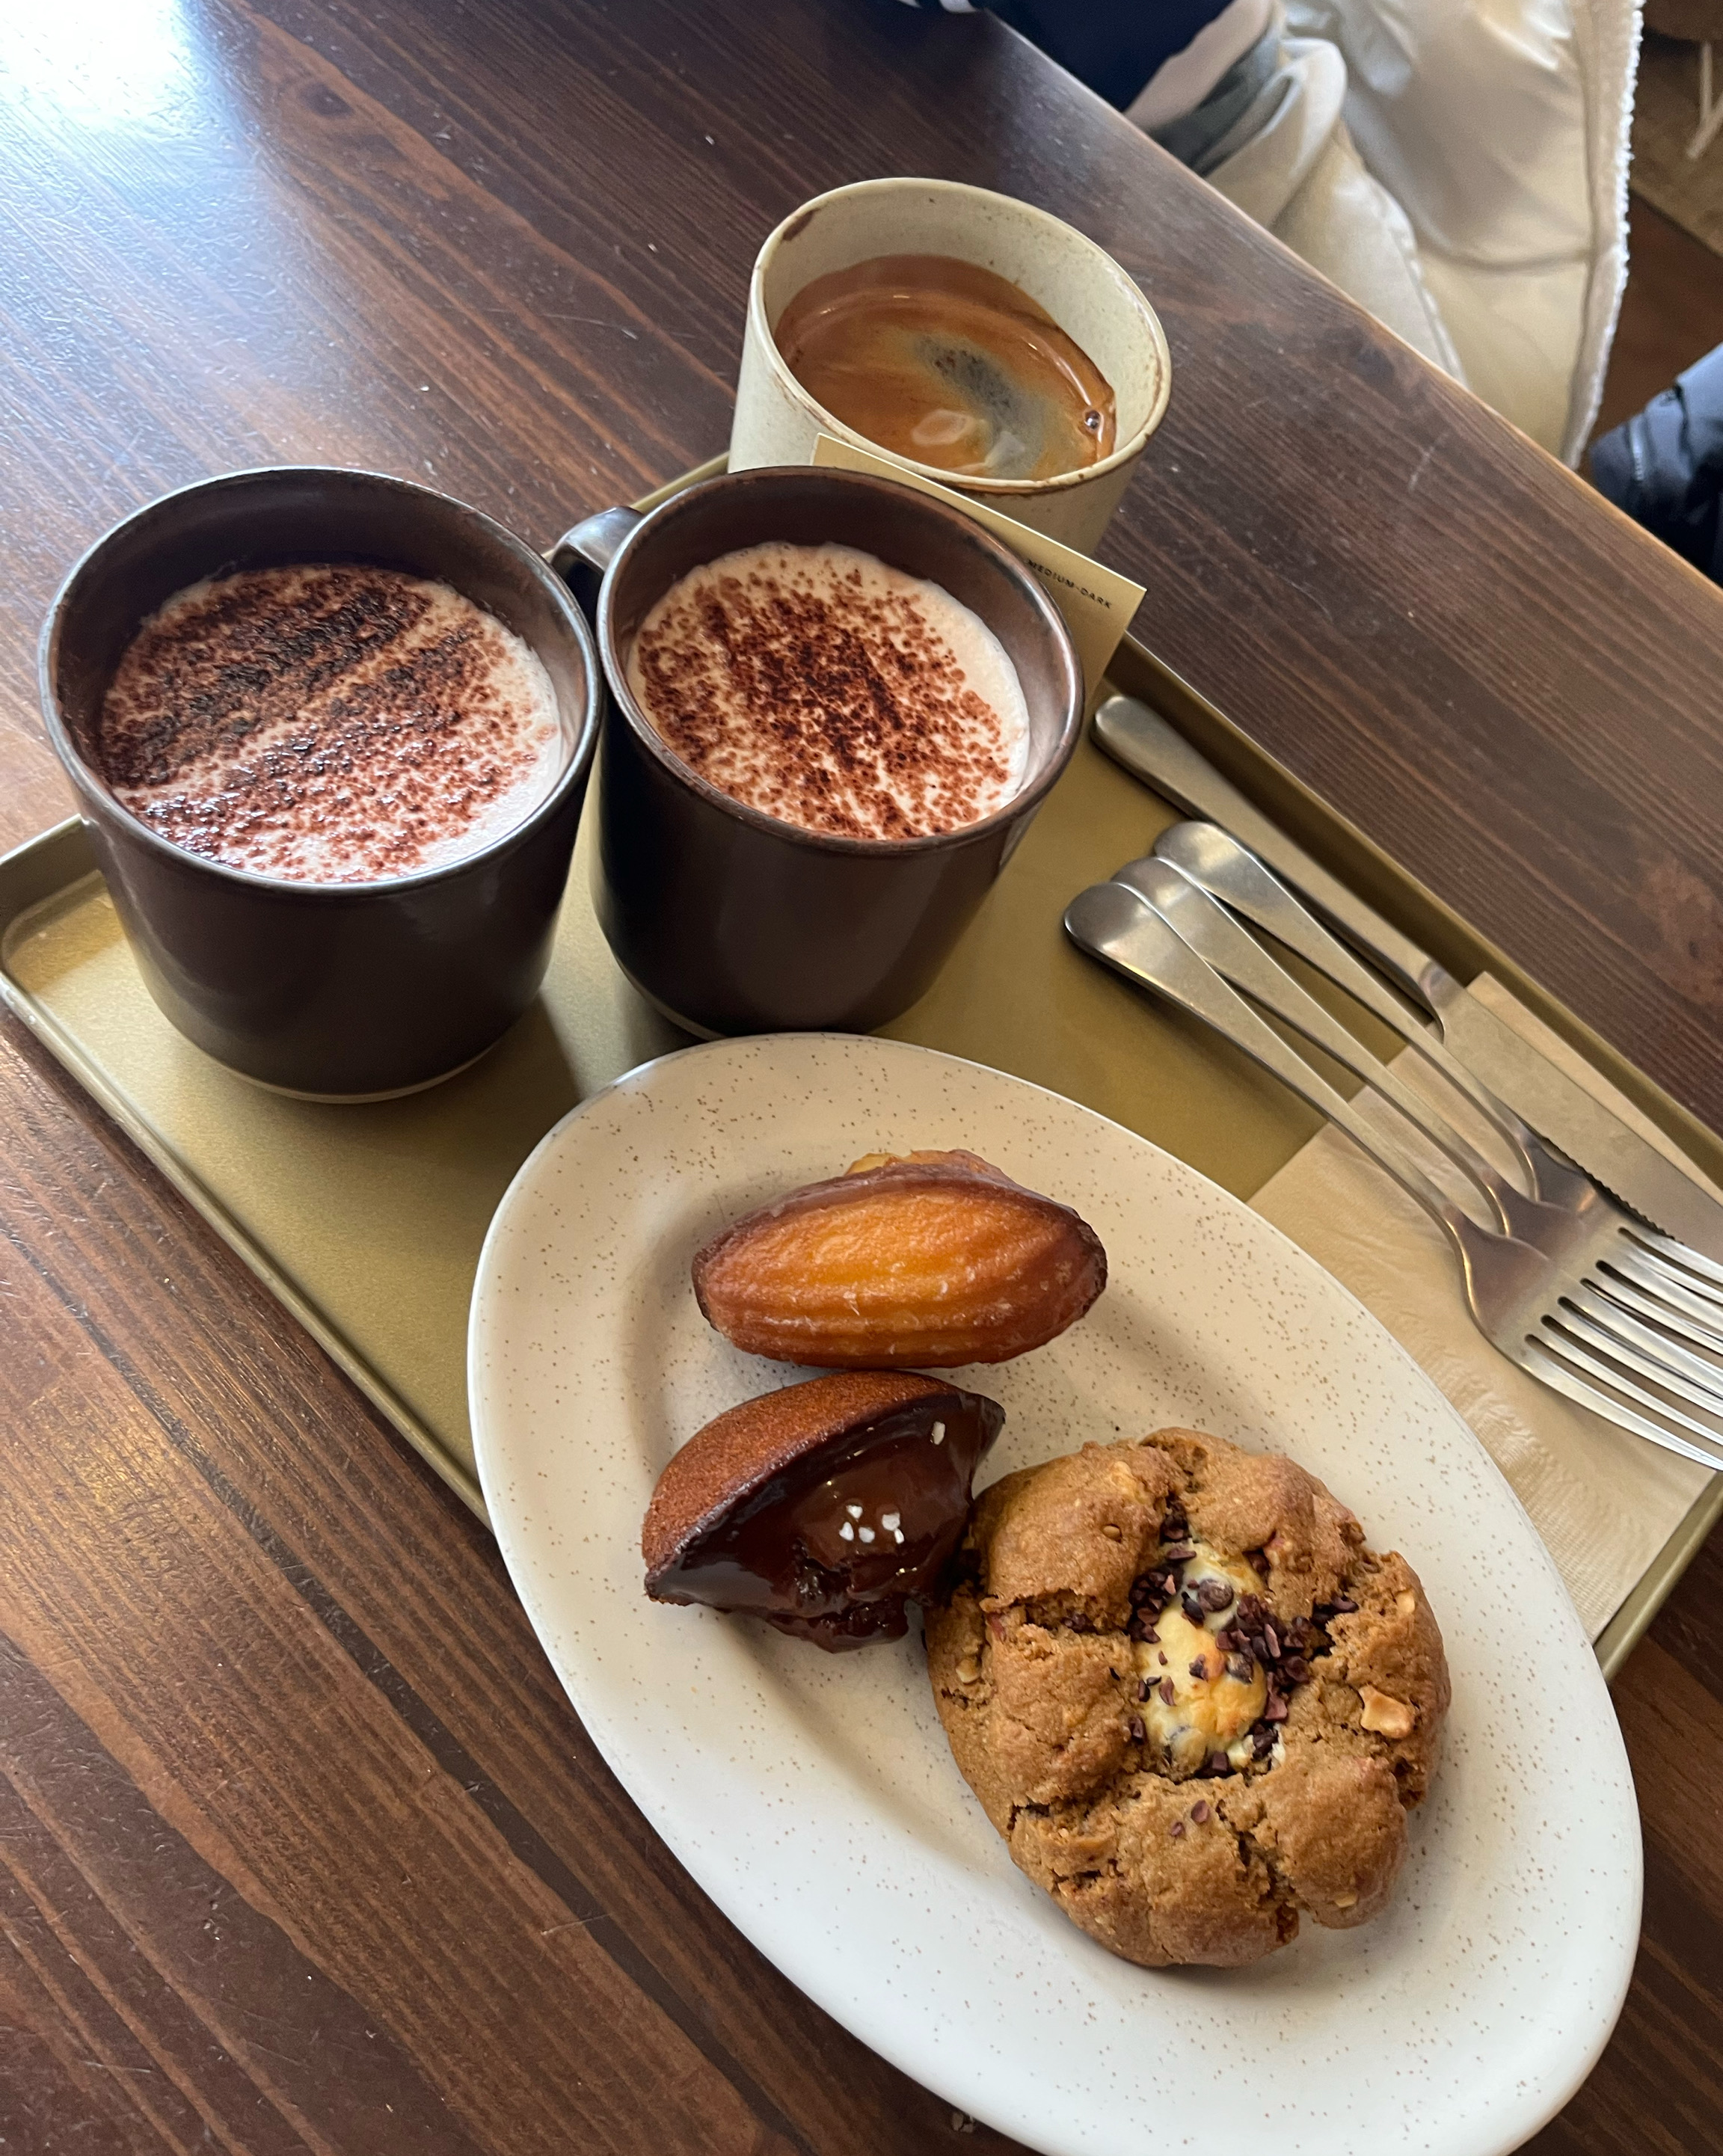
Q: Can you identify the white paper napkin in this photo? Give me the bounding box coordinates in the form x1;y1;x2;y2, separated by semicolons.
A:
1248;974;1718;1638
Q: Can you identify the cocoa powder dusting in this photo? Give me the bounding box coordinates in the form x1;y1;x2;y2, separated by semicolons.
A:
627;546;1025;840
97;565;560;882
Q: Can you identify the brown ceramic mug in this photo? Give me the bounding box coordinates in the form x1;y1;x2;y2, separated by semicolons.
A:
40;467;602;1099
551;467;1084;1036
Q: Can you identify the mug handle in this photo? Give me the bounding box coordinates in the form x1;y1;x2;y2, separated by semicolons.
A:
549;504;643;623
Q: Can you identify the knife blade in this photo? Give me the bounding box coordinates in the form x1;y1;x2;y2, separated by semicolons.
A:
1093;691;1723;1263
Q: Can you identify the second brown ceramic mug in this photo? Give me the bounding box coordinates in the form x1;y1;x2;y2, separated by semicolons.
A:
551;467;1084;1037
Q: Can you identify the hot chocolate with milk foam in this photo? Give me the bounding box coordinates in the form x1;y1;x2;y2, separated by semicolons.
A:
625;541;1030;841
96;564;563;883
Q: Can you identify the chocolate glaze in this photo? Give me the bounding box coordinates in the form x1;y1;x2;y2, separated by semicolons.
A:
645;1377;1002;1650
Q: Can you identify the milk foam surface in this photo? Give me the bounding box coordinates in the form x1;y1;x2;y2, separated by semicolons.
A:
97;565;564;883
625;541;1031;841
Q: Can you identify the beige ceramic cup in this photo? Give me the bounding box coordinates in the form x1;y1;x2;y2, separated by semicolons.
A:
730;177;1171;553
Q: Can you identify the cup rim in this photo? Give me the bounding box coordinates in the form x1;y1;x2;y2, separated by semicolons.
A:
595;464;1086;858
749;176;1173;499
37;464;603;902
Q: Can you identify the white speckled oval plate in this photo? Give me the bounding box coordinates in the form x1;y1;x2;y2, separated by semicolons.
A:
468;1034;1638;2156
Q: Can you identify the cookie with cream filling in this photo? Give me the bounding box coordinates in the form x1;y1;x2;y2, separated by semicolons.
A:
924;1427;1449;1967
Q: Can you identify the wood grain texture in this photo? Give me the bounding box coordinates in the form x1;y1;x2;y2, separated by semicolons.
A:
0;1;1719;2150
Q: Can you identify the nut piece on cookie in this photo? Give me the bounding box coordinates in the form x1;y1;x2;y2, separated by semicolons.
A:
924;1427;1449;1967
691;1150;1106;1368
1358;1686;1416;1739
643;1370;1002;1650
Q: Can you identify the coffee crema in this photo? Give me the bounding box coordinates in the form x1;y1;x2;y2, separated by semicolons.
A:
773;254;1117;482
625;541;1030;842
96;565;563;883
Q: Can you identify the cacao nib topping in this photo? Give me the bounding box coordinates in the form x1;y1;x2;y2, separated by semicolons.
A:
1158;1677;1176;1707
1226;1653;1254;1683
1128;1716;1146;1743
630;547;1023;841
1160;1543;1197;1565
1282;1654;1311;1685
1137;1678;1152;1701
643;1377;1004;1649
1247;1548;1271;1576
96;567;561;882
1161;1506;1188;1542
1180;1589;1205;1626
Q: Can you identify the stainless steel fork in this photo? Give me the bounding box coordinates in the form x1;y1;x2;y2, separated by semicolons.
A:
1144;823;1723;1317
1149;821;1593;1211
1113;853;1582;1247
1064;877;1723;1473
1118;849;1723;1419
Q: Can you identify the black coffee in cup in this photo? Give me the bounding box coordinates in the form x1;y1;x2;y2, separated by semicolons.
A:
773;254;1117;482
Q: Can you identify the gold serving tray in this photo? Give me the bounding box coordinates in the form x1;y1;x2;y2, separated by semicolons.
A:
4;458;1719;1679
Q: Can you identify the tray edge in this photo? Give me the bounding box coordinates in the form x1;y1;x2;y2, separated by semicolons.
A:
4;454;1716;1658
0;818;488;1523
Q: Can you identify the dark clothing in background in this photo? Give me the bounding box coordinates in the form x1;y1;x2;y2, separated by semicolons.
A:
894;0;1234;110
1592;345;1723;584
977;0;1235;108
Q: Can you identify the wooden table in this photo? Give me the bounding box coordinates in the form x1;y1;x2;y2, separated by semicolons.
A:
2;4;1719;2149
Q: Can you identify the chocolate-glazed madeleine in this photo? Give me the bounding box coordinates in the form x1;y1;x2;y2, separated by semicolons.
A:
692;1149;1106;1367
642;1371;1003;1649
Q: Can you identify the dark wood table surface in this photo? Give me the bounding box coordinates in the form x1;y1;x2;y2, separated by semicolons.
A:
3;4;1720;2150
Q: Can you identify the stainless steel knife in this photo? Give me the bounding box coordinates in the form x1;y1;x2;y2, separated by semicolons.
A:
1093;691;1723;1263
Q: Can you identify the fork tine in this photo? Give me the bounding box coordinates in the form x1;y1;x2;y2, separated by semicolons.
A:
1520;1339;1723;1471
1527;1324;1723;1467
1587;1259;1723;1363
1617;1226;1723;1311
1561;1285;1723;1414
1624;1219;1723;1294
1598;1247;1723;1349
